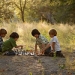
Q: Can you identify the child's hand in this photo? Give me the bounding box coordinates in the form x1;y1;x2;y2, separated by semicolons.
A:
41;49;45;54
18;45;23;49
20;45;23;49
39;50;44;55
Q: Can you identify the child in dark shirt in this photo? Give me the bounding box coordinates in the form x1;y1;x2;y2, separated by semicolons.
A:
0;29;7;52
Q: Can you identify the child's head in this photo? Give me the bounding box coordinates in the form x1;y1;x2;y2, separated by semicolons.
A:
10;32;19;41
31;29;40;38
49;29;57;37
0;29;7;37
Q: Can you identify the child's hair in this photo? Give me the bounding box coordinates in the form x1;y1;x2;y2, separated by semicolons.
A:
0;29;7;35
10;32;19;38
31;29;40;36
49;29;57;36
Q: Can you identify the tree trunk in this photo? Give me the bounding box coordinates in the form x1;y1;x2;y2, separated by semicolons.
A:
13;0;26;22
20;0;26;22
21;11;25;22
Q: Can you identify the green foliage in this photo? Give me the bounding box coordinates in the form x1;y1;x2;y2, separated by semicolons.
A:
38;59;41;63
29;72;33;75
47;0;75;23
53;52;56;59
0;0;14;22
0;0;75;23
59;64;65;69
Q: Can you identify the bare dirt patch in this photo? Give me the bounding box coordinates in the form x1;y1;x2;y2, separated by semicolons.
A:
0;55;75;75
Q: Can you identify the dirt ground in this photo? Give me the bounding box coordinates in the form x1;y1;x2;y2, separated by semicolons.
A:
0;55;75;75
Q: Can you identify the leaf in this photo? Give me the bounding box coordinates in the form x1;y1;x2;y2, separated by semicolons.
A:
29;72;33;75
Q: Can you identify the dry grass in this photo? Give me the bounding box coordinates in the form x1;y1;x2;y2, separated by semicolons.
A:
1;22;75;50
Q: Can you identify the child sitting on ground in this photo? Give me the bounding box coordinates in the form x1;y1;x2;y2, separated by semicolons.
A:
42;29;64;57
31;29;51;55
2;32;23;55
0;29;7;52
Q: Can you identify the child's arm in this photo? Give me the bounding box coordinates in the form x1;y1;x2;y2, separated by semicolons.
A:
35;44;38;54
51;42;55;52
41;43;46;49
42;43;50;54
40;44;46;55
15;45;23;49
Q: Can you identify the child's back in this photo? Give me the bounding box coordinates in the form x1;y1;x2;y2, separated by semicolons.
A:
0;36;3;51
2;38;17;52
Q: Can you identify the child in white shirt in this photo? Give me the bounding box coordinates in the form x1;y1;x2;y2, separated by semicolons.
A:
42;29;64;57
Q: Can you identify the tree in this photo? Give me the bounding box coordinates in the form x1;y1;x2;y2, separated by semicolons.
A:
13;0;26;22
0;0;14;22
0;0;75;23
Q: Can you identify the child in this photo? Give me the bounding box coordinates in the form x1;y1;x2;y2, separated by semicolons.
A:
31;29;51;55
0;29;7;52
42;29;64;57
2;32;23;55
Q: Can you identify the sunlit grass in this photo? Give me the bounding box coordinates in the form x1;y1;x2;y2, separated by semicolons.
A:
0;22;75;50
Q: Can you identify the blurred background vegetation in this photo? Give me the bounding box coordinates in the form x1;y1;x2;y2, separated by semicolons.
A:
0;0;75;24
